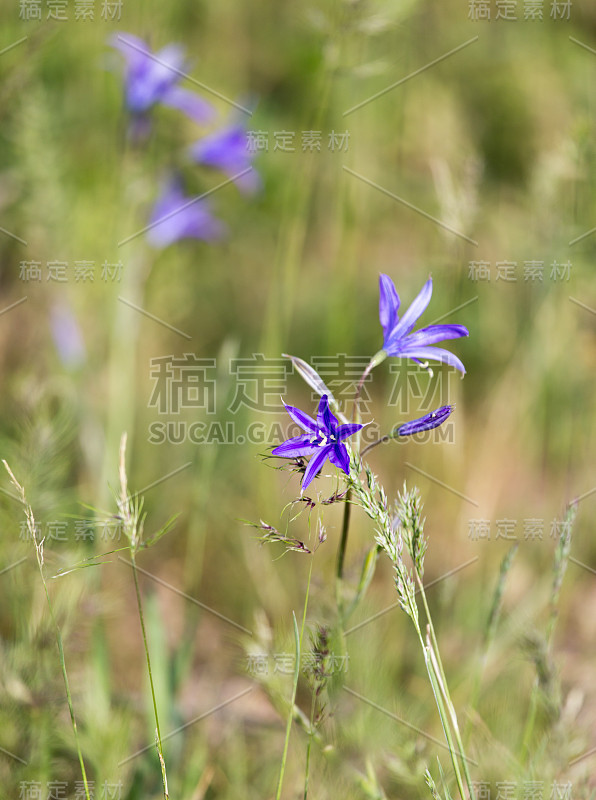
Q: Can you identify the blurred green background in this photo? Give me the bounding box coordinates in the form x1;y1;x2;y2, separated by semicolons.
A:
1;0;596;797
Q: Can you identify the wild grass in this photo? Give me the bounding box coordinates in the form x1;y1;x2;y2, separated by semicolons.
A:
0;1;595;798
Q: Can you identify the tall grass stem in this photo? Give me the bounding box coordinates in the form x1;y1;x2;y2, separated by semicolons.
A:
3;461;92;800
276;554;314;800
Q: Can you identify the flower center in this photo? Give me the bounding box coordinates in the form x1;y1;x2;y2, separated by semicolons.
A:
311;431;336;447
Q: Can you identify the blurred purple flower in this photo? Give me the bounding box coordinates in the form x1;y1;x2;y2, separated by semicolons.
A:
378;274;469;373
146;178;225;248
50;302;86;369
189;124;260;194
272;395;363;491
111;33;215;124
396;405;453;437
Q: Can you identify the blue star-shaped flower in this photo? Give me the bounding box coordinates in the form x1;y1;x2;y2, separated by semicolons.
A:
111;34;215;125
378;274;469;373
146;176;225;248
189;123;261;195
272;395;363;491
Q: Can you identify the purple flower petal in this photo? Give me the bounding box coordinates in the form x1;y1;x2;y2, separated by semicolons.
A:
130;43;185;110
110;33;151;66
301;446;332;490
189;124;260;193
273;395;361;490
399;323;469;349
377;275;468;373
317;395;339;433
153;42;187;72
227;168;261;194
397;405;453;436
328;442;350;475
282;402;318;432
379;273;400;341
384;277;433;344
118;38;185;112
50;301;86;369
272;435;318;458
161;86;216;124
147;178;225;248
190;126;247;170
111;34;213;124
231;169;261;194
398;345;466;374
337;423;364;441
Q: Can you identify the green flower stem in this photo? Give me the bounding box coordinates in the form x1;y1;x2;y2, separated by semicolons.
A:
336;489;351;593
353;352;386;423
336;356;381;603
352;362;374;420
360;432;395;459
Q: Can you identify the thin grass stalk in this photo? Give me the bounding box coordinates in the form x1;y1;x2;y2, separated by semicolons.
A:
276;554;314;800
467;543;518;741
303;692;317;800
521;502;577;761
546;502;577;645
117;434;169;799
397;566;466;797
425;766;445;800
130;551;168;798
425;630;474;799
424;654;467;800
404;591;467;800
98;133;151;513
415;574;476;800
3;461;92;800
352;465;470;795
